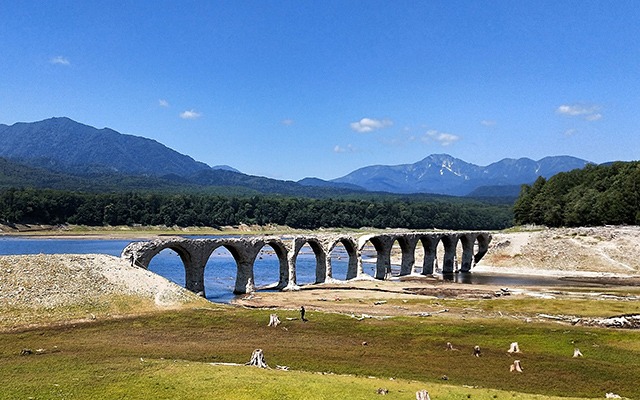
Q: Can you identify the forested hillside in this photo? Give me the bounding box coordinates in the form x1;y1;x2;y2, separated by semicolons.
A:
0;188;512;230
513;161;640;227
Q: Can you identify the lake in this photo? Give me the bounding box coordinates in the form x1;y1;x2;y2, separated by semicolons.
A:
0;236;579;303
0;236;352;303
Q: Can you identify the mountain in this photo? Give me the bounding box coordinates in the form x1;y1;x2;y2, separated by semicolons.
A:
0;117;212;177
331;154;591;196
0;118;593;198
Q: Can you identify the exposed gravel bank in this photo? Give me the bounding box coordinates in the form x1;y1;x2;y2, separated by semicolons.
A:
482;226;640;275
0;254;208;330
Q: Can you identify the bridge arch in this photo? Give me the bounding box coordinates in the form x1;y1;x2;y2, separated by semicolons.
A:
253;238;290;289
327;236;360;280
290;237;328;285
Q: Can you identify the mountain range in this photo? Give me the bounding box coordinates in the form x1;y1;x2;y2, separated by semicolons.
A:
328;153;591;196
0;117;593;197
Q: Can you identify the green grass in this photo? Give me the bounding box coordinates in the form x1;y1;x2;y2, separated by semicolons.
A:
1;306;639;399
0;357;593;400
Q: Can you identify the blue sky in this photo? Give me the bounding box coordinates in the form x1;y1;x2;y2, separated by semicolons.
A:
1;1;639;180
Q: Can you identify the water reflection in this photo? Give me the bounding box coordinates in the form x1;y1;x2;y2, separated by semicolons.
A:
1;237;599;304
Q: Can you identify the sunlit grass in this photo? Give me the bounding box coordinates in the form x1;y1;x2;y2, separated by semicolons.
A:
2;356;595;400
1;306;638;399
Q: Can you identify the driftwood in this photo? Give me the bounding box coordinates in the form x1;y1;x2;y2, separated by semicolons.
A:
573;348;583;358
473;345;482;357
268;314;281;327
416;389;431;400
246;349;268;368
510;360;523;372
507;342;521;354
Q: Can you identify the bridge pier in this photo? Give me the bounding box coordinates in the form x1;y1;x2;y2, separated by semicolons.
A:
440;234;459;274
361;235;395;280
419;235;439;275
184;251;209;296
398;236;418;276
459;234;476;273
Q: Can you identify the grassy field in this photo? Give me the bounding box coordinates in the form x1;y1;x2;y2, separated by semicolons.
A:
2;302;638;399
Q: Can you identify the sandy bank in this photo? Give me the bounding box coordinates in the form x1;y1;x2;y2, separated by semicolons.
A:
0;253;209;330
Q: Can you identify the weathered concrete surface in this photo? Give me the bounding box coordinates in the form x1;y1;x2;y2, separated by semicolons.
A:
122;232;492;295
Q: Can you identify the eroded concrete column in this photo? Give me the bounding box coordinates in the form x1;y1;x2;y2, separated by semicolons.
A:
399;236;418;276
368;236;395;280
473;233;492;266
459;234;475;273
229;240;261;294
420;235;439;275
184;250;208;296
441;234;459;274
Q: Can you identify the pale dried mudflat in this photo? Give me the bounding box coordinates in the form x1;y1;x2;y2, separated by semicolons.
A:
235;226;640;318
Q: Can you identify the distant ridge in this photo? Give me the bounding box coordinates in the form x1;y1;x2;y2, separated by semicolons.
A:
331;154;591;196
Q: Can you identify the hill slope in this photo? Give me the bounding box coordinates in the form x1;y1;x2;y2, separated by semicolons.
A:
0;117;211;176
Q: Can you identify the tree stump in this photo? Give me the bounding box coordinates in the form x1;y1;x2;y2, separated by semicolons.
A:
510;359;523;372
508;342;521;354
246;349;268;368
268;314;281;327
416;389;431;400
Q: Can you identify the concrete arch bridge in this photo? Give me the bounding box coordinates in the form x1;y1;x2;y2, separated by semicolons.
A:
121;231;491;296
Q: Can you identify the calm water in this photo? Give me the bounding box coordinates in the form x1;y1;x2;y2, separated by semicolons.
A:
0;236;350;303
0;237;576;303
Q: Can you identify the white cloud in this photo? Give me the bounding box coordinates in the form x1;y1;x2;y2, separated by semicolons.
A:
350;118;393;133
158;99;170;108
564;128;578;136
557;104;602;121
50;56;70;66
180;109;202;119
334;144;355;153
585;113;602;121
281;118;294;126
422;130;460;146
480;119;496;127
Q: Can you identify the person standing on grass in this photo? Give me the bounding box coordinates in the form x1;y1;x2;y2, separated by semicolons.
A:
300;305;307;322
